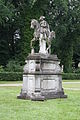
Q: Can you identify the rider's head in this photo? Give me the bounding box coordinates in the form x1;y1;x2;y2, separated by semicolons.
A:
39;16;45;21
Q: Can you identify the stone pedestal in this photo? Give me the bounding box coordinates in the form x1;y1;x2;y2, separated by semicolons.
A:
17;53;67;101
39;39;47;54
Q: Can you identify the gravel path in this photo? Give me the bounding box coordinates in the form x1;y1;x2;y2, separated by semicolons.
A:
64;88;80;90
0;84;22;87
0;82;80;90
63;82;80;84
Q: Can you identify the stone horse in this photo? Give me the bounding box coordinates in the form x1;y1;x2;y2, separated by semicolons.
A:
30;19;40;49
30;19;55;54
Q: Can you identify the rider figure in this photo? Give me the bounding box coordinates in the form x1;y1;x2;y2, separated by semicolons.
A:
39;16;50;40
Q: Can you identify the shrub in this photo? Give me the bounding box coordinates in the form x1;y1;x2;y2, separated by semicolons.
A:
0;72;80;81
0;66;4;72
74;68;80;73
5;60;23;72
62;73;80;80
0;72;22;81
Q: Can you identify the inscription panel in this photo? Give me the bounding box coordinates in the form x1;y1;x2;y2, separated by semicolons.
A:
42;63;56;70
42;80;56;90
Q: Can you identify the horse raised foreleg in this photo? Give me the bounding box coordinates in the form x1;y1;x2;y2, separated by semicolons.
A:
31;38;36;54
46;40;51;54
49;45;51;54
30;38;35;49
47;44;51;54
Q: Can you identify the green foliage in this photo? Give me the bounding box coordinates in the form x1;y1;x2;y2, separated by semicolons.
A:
0;0;80;73
46;0;80;72
14;0;49;62
5;60;23;72
75;68;80;73
73;37;80;68
0;38;10;66
0;0;17;66
0;0;14;25
0;65;4;72
0;72;22;81
0;72;80;81
62;73;80;80
19;9;33;62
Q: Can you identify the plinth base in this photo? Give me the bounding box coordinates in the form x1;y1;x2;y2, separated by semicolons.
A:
17;90;67;101
17;53;67;101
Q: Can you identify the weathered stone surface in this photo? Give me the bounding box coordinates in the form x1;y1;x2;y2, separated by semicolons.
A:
30;16;55;54
17;53;67;100
17;16;67;101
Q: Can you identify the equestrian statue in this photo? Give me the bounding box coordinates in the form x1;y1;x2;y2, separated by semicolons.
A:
30;16;55;54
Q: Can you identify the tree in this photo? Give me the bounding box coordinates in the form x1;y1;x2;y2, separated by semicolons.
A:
0;0;36;65
0;0;14;24
45;0;80;72
11;0;49;63
0;0;80;72
73;37;80;68
0;0;15;65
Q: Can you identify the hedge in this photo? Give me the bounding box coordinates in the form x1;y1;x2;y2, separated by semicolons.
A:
0;72;23;81
62;73;80;80
0;72;80;81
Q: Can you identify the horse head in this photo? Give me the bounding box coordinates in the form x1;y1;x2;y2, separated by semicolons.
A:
51;31;55;39
31;19;39;29
49;31;55;41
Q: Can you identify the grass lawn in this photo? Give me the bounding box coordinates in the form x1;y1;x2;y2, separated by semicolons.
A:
63;80;80;82
62;81;80;89
63;83;80;89
0;86;80;120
